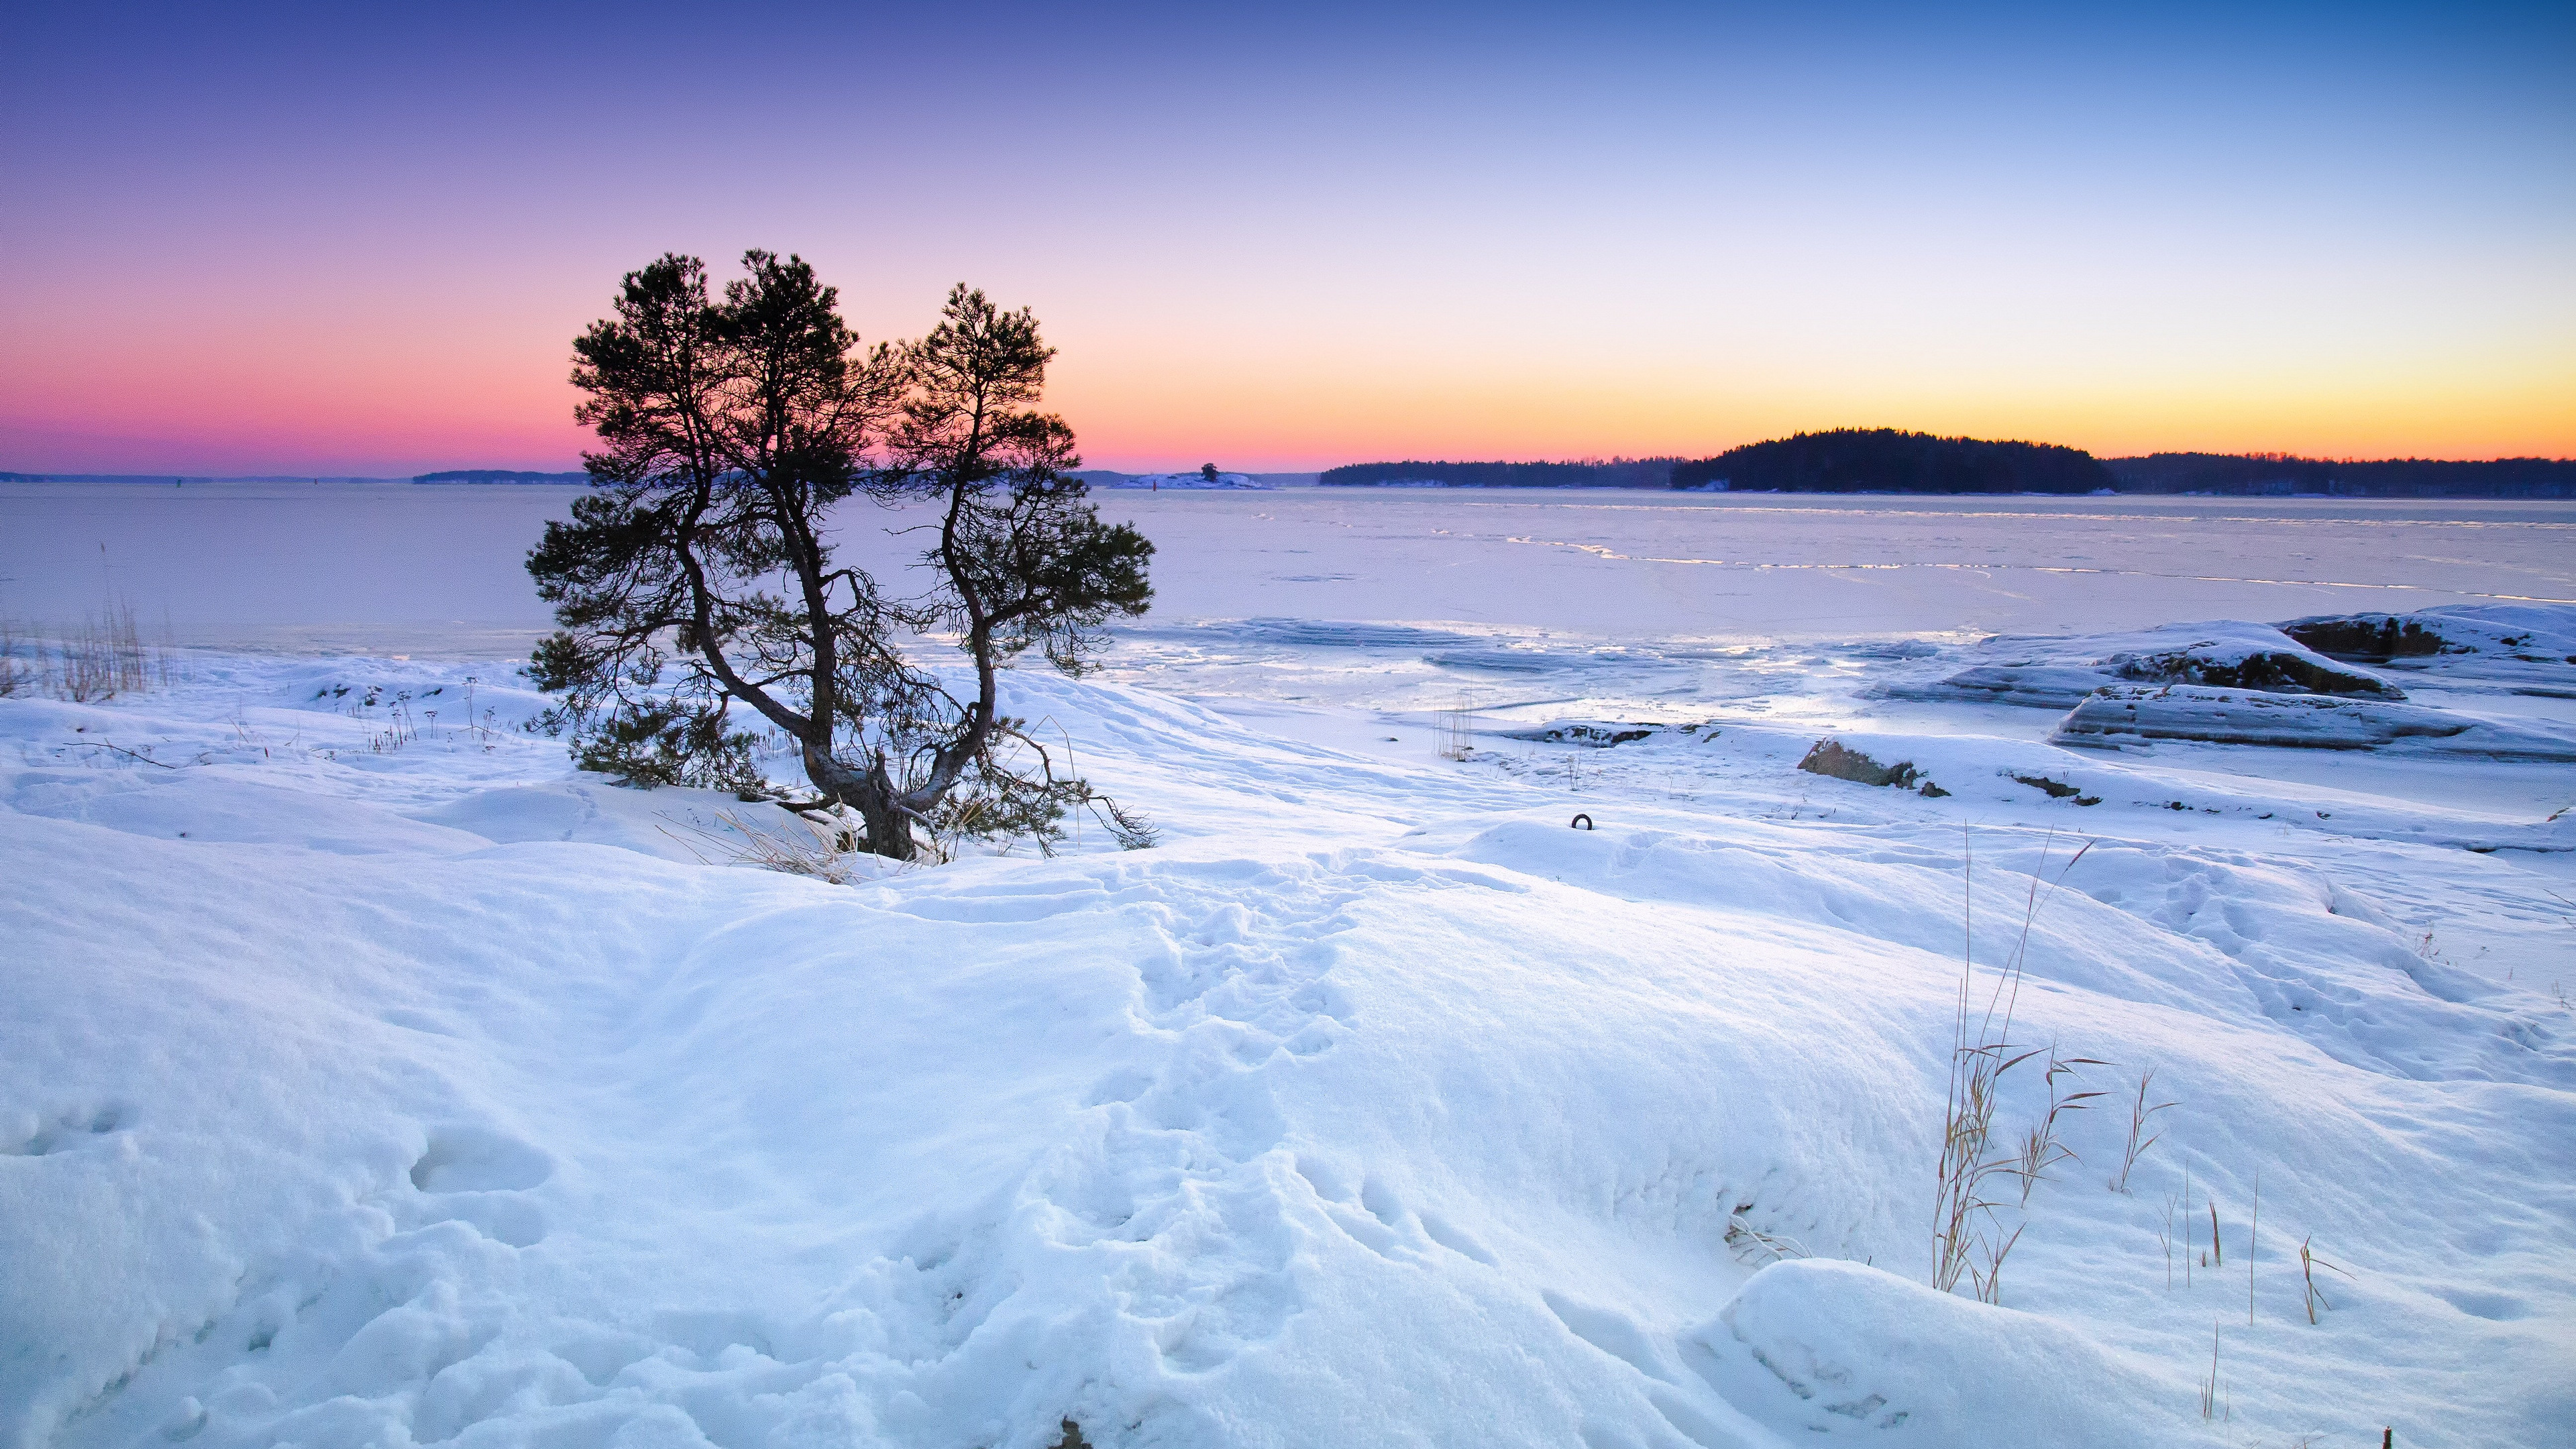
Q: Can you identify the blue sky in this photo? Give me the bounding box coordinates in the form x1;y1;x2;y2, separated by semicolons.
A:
5;1;2569;472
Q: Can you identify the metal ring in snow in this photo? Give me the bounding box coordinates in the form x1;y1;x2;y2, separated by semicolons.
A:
1570;813;1594;830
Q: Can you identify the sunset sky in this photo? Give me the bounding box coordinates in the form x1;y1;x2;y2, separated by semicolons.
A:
4;1;2570;476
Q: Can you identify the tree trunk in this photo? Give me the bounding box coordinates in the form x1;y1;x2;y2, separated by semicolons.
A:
852;775;916;862
801;741;916;861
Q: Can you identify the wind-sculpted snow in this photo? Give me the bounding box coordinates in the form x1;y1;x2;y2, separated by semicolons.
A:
4;650;2572;1448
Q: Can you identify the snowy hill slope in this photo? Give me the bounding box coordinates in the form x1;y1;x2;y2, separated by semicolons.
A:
4;657;2570;1448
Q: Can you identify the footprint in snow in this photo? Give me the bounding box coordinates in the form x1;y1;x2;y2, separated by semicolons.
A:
410;1126;553;1192
407;1126;554;1246
3;1104;125;1156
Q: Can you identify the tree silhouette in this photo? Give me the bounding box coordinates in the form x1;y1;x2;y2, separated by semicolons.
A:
527;256;1153;860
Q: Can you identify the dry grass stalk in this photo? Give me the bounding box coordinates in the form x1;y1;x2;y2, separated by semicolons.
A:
2110;1067;2175;1193
0;619;29;698
368;691;421;754
1966;1220;2026;1304
2248;1168;2261;1326
2157;1188;2179;1288
1932;829;2094;1300
1435;692;1477;761
2298;1235;2351;1324
9;601;170;702
2012;1046;2106;1205
2182;1166;2193;1286
462;676;500;751
1723;1215;1810;1266
661;807;878;883
2198;1321;2225;1422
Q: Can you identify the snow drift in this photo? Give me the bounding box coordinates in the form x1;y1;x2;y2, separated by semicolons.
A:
5;650;2571;1449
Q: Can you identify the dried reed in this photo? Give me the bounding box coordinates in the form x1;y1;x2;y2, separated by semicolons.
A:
1931;829;2094;1301
2110;1067;2175;1193
1435;692;1477;761
659;807;877;883
7;601;170;702
2012;1046;2106;1205
1723;1215;1811;1266
2299;1235;2352;1324
2198;1321;2226;1422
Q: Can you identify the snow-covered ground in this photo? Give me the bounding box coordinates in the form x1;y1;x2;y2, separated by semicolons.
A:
3;484;2572;1448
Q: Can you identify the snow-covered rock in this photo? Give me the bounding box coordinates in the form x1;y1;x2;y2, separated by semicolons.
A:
1498;719;1666;747
1700;1258;2175;1444
2049;683;2576;760
2282;604;2576;698
1889;621;2402;710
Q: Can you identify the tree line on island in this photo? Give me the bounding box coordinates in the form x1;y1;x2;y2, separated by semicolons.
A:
419;433;2572;500
1668;431;2108;493
1320;429;2576;497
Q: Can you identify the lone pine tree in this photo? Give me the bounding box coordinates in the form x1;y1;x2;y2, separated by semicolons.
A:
526;252;1154;861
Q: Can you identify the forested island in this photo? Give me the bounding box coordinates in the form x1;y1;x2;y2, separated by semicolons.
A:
2104;453;2576;497
1319;430;2575;496
1668;430;2110;493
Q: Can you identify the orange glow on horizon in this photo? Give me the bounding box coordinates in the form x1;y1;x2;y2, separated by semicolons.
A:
7;258;2569;475
7;6;2571;478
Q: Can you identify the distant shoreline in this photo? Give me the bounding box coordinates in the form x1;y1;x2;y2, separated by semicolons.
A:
1322;434;2576;500
9;478;2573;508
9;457;2571;502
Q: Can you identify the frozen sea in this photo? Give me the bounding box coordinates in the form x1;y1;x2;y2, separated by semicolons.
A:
7;480;2569;652
3;480;2572;1449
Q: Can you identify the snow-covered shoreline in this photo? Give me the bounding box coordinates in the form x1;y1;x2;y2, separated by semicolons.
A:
3;487;2571;1448
6;637;2571;1448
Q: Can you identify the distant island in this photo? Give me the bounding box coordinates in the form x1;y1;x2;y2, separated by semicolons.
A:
1318;430;2576;497
1320;459;1682;489
16;445;2571;497
1670;430;2109;494
2104;452;2575;498
413;470;590;484
1075;469;1320;489
0;472;402;484
413;468;1315;489
1090;470;1269;490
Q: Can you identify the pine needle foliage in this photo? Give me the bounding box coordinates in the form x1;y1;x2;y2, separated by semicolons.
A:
527;254;1155;860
